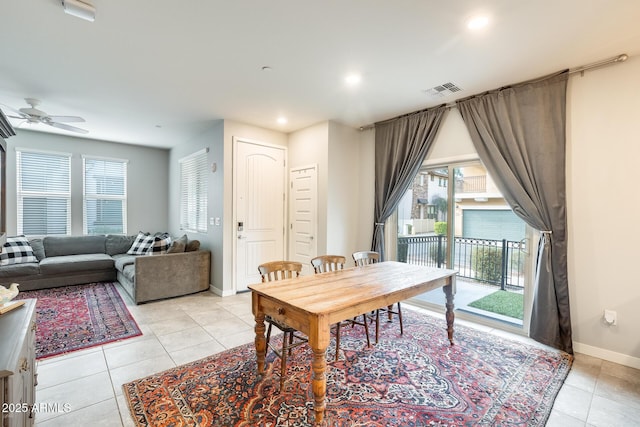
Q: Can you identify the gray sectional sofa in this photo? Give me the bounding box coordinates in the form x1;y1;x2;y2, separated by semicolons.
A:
0;235;211;304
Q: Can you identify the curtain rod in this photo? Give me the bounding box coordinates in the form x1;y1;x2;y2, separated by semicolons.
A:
359;53;629;131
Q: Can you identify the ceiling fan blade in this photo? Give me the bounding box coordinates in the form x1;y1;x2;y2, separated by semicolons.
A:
47;115;85;123
0;103;29;119
48;121;89;134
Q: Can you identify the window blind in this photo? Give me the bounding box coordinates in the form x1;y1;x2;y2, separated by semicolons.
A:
83;157;127;235
16;150;71;235
179;148;208;233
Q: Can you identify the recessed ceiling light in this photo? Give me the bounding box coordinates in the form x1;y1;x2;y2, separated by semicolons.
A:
277;117;287;124
467;15;489;30
345;74;361;86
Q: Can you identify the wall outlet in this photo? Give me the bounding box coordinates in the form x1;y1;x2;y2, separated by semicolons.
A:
604;309;617;326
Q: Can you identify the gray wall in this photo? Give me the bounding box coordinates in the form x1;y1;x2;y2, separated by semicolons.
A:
168;120;224;292
5;130;169;236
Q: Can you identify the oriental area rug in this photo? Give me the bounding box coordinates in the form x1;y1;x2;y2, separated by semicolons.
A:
17;282;142;359
123;309;572;427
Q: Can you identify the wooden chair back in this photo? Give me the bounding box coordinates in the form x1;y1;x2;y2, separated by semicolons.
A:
310;255;346;273
352;251;380;266
258;261;303;282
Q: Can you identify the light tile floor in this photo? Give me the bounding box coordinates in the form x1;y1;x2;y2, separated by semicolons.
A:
33;287;640;426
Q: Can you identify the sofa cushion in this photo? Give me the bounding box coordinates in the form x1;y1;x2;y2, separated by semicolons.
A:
29;238;46;261
147;233;172;255
43;235;107;257
106;235;137;256
39;254;114;275
0;236;39;266
167;234;187;254
127;232;154;255
185;239;201;252
121;264;136;282
113;255;138;272
0;262;40;278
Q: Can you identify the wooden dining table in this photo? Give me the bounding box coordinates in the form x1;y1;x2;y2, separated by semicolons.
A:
248;261;458;424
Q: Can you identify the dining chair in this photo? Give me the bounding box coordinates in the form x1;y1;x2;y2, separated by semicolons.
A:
352;251;404;343
310;255;371;361
352;250;380;266
257;260;308;390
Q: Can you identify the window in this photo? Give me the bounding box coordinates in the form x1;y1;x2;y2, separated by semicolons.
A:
179;148;208;233
83;156;127;235
16;149;71;235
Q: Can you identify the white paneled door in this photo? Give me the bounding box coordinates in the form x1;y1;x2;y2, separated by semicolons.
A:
289;165;318;276
234;139;286;292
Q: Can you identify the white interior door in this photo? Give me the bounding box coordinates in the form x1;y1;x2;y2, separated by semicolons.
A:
234;139;286;292
289;165;317;276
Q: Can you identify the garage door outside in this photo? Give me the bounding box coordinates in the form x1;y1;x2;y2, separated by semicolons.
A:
462;209;525;241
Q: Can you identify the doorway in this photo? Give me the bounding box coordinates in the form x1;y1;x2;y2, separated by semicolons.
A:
288;165;318;276
233;138;287;292
397;162;533;332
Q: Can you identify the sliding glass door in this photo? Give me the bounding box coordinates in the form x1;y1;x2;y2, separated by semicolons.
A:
395;161;533;333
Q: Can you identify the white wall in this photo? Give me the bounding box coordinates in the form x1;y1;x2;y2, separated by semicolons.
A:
327;121;363;257
567;55;640;367
6;130;169;236
356;129;375;251
288;121;374;262
424;108;476;164
288;122;329;254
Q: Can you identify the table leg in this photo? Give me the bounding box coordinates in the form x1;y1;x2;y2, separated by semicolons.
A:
311;346;327;424
254;311;266;374
443;283;455;345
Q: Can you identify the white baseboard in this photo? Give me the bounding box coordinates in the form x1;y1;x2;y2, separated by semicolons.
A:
573;341;640;370
208;285;236;297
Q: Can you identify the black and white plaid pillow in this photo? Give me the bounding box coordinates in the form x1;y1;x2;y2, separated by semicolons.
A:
126;232;155;255
0;236;38;266
147;233;172;256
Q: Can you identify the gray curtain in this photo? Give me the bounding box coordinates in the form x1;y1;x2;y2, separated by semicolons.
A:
372;106;446;260
457;71;572;354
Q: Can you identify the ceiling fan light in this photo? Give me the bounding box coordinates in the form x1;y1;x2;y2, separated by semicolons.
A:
62;0;96;22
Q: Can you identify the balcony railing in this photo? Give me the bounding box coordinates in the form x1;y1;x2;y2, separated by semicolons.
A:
455;175;486;193
397;235;525;290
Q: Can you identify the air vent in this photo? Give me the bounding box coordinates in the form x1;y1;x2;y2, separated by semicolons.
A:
424;82;463;97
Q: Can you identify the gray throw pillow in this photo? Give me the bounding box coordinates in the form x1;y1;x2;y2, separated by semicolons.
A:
185;239;200;252
167;234;188;254
106;234;137;255
29;238;46;261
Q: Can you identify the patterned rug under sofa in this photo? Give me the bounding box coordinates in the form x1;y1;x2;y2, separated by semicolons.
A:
17;282;142;359
123;308;572;427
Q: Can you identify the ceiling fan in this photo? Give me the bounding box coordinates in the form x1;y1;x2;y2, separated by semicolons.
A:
1;98;88;134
